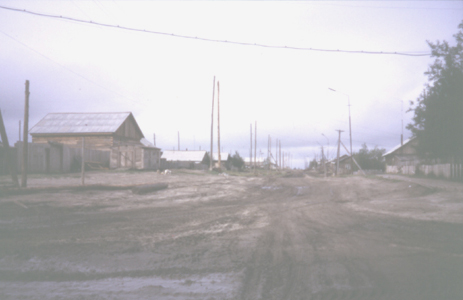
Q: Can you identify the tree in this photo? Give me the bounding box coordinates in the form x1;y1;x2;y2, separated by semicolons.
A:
231;151;245;171
202;152;210;165
407;21;463;162
308;158;318;170
353;143;386;171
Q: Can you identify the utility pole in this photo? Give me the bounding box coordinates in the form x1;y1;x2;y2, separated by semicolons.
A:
275;139;278;169
267;135;270;170
401;99;404;149
153;133;156;147
322;146;326;177
0;110;19;186
279;140;281;169
81;137;85;185
341;141;365;175
329;88;353;174
335;130;344;176
210;76;215;170
254;121;257;173
19;120;21;142
250;124;252;168
282;151;285;169
348;97;352;173
217;81;221;169
21;80;30;188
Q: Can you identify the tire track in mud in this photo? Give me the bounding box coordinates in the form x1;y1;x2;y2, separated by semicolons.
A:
238;178;440;300
239;177;463;300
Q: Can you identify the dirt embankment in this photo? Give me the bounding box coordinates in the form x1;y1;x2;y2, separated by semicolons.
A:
0;171;462;299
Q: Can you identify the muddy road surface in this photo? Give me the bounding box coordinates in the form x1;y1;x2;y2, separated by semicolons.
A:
1;171;462;299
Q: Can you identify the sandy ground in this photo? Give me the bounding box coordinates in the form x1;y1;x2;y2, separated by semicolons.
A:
0;170;462;300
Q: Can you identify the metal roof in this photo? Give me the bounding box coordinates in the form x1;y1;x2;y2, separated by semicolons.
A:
30;112;134;135
139;138;159;148
162;150;207;162
383;137;415;157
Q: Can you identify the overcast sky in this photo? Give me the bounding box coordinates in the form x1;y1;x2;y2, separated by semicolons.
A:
1;1;462;168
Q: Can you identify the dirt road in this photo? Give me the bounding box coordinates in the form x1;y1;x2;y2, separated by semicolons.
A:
1;171;462;299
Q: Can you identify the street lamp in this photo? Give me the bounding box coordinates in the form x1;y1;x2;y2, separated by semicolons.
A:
329;88;353;170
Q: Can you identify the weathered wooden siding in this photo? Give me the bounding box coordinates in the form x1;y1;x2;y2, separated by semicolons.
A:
110;145;140;169
142;148;161;170
110;146;161;170
32;135;114;150
15;142;109;173
0;146;17;175
115;115;143;140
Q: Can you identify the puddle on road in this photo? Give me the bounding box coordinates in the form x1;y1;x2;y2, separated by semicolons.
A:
0;272;238;299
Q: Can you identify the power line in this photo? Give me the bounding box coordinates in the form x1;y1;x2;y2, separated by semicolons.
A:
0;5;430;57
0;29;138;104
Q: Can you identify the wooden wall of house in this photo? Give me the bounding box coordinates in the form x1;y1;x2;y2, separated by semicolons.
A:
0;146;17;175
110;145;144;169
114;115;143;141
142;148;161;170
32;135;114;150
15;142;109;173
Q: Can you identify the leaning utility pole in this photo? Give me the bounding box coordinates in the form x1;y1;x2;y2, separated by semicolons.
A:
21;80;30;188
335;130;344;176
217;81;221;169
0;110;19;186
341;141;365;175
210;76;215;170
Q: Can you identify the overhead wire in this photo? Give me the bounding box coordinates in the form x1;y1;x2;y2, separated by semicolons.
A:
0;30;139;105
0;5;430;57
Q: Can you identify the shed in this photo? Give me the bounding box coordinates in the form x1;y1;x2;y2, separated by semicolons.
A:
110;138;161;170
161;150;207;169
327;154;351;175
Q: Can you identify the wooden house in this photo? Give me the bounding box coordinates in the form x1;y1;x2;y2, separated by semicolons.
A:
29;112;161;170
30;112;144;150
383;137;419;174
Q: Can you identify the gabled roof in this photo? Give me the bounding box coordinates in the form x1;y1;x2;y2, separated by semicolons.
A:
162;150;207;162
30;112;142;136
139;138;159;149
329;154;350;163
213;152;230;161
383;137;416;157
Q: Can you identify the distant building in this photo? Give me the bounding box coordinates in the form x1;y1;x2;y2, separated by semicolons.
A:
383;137;419;175
29;112;161;170
326;154;351;175
212;152;232;170
161;150;207;170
